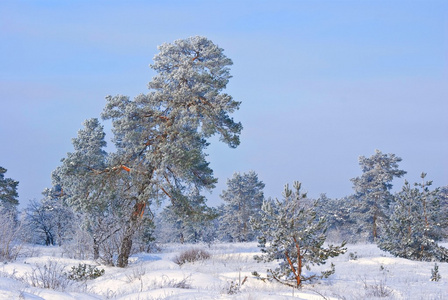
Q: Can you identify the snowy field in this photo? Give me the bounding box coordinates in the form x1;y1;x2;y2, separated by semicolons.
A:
0;242;447;300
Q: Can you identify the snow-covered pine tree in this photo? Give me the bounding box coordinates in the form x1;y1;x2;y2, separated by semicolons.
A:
101;36;242;267
0;166;19;215
438;186;448;238
0;166;22;261
251;182;346;288
378;173;448;262
53;118;130;261
219;171;265;242
317;194;363;243
351;150;406;241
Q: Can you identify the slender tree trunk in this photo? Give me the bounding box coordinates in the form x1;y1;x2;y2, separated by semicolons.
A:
243;222;247;242
284;237;302;288
295;237;302;287
57;221;63;246
284;251;300;287
93;238;100;260
373;210;378;240
180;232;184;244
408;204;412;237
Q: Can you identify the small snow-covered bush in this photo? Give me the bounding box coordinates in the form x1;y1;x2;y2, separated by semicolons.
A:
348;252;358;261
431;263;441;282
362;278;393;298
173;248;210;265
165;276;191;289
150;274;192;289
26;261;71;290
225;275;247;295
125;264;146;284
66;263;105;281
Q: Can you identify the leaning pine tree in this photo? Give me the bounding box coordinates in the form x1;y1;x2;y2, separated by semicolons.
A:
53;35;244;266
251;182;346;288
100;36;242;267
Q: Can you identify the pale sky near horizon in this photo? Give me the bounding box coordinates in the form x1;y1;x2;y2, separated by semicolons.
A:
1;0;447;208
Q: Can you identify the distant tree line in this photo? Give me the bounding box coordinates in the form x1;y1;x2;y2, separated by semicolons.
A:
9;149;446;264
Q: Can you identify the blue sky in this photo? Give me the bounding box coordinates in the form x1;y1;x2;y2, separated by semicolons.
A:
1;0;447;207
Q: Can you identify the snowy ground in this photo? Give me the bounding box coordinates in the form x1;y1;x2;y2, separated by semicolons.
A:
0;242;447;299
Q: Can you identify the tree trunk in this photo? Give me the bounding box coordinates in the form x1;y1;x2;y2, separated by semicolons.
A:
180;232;184;244
117;212;139;268
285;237;302;288
117;220;136;268
93;238;100;260
45;231;54;246
373;210;378;240
117;233;133;267
295;237;302;287
116;201;144;267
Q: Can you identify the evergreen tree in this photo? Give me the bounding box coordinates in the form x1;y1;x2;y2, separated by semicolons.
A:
0;166;21;260
52;118;109;211
52;118;127;260
219;171;265;242
251;182;346;288
317;194;363;243
0;166;19;214
378;173;448;262
438;186;448;237
100;36;242;267
351;150;406;241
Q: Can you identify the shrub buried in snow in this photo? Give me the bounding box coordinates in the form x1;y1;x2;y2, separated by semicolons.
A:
173;248;211;265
